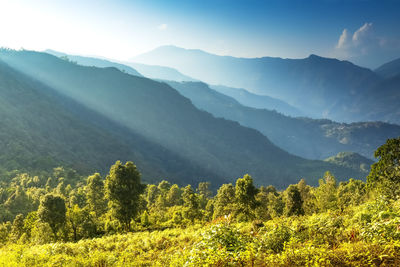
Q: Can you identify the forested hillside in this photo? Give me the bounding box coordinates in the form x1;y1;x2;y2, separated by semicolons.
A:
0;49;366;187
0;59;223;185
165;81;400;160
210;84;303;117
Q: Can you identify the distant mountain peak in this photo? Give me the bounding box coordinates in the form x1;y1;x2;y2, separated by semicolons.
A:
308;54;322;59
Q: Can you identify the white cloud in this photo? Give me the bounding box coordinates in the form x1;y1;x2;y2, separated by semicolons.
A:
158;24;168;31
333;22;379;64
336;29;349;49
332;22;400;67
352;22;373;45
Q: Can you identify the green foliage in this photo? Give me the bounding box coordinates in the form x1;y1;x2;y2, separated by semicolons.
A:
260;224;292;252
0;142;399;265
367;137;400;199
37;194;66;239
284;184;304;216
315;171;338;211
85;173;106;218
337;178;366;211
10;214;24;242
235;174;258;221
182;185;201;222
105;161;144;231
213;183;235;219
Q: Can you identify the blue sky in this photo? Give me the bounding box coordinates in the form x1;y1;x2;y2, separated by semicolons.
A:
0;0;399;68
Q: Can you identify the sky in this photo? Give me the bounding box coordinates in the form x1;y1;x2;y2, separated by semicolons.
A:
0;0;399;68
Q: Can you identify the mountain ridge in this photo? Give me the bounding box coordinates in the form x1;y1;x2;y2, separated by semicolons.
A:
133;45;398;124
0;49;367;187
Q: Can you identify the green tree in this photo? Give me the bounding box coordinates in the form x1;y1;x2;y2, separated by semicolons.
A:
23;211;38;239
284;185;304;216
213;183;236;219
297;179;317;215
86;173;107;217
69;187;87;208
166;184;183;206
367;137;400;199
255;187;270;221
141;211;150;227
267;192;284;218
4;186;33;216
10;214;24;242
197;182;212;209
67;205;96;241
337;179;366;211
157;180;171;194
37;194;66;239
146;184;160;208
315;172;338;212
182;185;201;222
105;161;144;231
235;174;258;221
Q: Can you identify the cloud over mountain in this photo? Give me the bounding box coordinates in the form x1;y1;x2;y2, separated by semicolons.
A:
334;22;400;68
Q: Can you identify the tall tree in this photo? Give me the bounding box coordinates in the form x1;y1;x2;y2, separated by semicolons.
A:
367;137;400;199
315;172;338;212
197;182;212;209
213;183;236;219
235;174;258;221
10;214;24;242
182;185;201;222
37;194;66;239
255;186;272;221
86;173;107;218
166;184;182;207
297;179;317;215
284;185;304;216
105;161;144;231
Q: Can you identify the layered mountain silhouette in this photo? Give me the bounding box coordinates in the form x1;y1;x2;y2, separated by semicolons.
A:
0;58;221;185
164;81;400;160
133;46;400;124
46;50;297;116
0;49;367;187
375;58;400;79
210;85;303;117
41;51;399;160
45;50;196;82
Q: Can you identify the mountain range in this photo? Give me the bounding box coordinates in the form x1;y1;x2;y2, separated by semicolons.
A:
133;45;400;124
41;50;400;160
0;49;370;188
0;58;220;185
164;80;400;160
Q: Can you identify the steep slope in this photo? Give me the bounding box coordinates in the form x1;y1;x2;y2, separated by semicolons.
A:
165;81;400;160
126;62;196;82
0;59;223;185
375;58;400;79
45;50;298;117
44;50;195;82
0;50;366;187
351;74;400;123
44;50;143;77
134;46;382;122
210;85;304;117
324;152;373;174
